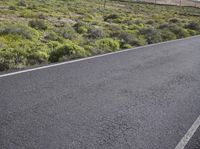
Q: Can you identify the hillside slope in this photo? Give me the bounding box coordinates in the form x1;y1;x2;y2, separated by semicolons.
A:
0;0;200;71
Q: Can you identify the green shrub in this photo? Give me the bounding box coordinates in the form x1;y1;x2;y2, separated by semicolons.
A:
139;27;162;44
83;45;94;53
20;10;36;18
87;28;105;39
158;23;169;29
8;5;17;10
77;26;88;34
47;41;61;49
0;58;10;71
82;14;94;22
122;44;132;49
146;20;155;25
104;14;120;22
17;1;27;7
169;18;181;23
0;25;38;40
63;32;77;40
0;50;11;71
122;19;134;25
0;41;6;49
168;25;190;38
107;24;122;37
43;31;58;41
28;51;49;65
129;24;142;30
49;41;88;62
73;22;88;34
96;38;120;52
185;22;200;31
118;32;144;46
187;29;197;36
134;20;144;26
28;19;47;30
37;13;46;19
0;48;28;71
160;29;176;41
27;4;37;10
55;26;77;40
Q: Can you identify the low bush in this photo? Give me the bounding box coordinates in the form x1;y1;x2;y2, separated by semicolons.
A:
0;25;38;40
49;41;88;62
82;14;94;22
121;44;132;49
55;26;77;40
27;4;37;10
134;20;144;26
185;22;200;31
118;32;144;47
77;26;88;34
168;18;181;23
146;20;155;25
107;24;122;37
87;27;105;39
73;22;88;34
29;19;47;30
0;50;11;71
168;25;190;38
47;41;61;49
104;14;120;22
160;29;176;41
8;5;16;10
0;48;28;71
43;31;59;41
139;27;162;44
95;38;120;52
62;32;77;40
158;23;169;29
129;24;142;30
20;10;36;18
187;29;197;36
28;51;49;65
17;1;27;7
37;13;46;19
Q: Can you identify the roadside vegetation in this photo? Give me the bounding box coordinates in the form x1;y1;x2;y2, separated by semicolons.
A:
0;0;200;71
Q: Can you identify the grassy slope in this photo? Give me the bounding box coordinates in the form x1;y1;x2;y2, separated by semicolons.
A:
0;0;200;71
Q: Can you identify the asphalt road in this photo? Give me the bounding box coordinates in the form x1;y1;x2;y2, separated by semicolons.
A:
185;127;200;149
1;36;200;149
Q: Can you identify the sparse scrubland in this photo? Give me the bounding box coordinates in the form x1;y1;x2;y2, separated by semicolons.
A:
0;0;200;71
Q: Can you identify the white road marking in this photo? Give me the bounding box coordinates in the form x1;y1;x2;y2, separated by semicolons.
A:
0;35;200;78
175;115;200;149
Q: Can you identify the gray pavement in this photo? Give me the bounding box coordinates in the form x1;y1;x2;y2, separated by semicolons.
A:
185;127;200;149
1;36;200;149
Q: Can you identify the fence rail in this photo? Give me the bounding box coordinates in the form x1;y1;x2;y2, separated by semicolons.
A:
115;0;200;8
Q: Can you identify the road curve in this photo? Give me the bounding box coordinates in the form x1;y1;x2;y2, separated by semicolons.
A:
1;36;200;149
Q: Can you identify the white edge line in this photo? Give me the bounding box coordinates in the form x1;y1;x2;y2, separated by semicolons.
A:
175;115;200;149
0;35;200;78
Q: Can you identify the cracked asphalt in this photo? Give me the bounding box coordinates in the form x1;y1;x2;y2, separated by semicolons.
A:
1;36;200;149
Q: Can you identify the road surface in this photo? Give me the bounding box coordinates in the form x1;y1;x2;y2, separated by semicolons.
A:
1;36;200;149
185;126;200;149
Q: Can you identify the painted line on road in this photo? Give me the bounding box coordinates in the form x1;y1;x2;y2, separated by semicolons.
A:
175;115;200;149
0;35;200;78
